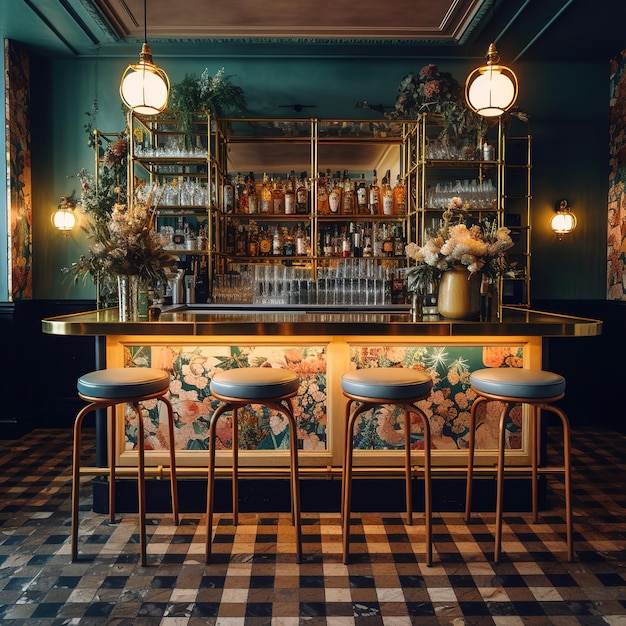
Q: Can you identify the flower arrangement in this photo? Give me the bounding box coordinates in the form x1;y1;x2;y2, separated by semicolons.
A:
357;63;488;140
405;197;514;293
64;190;178;287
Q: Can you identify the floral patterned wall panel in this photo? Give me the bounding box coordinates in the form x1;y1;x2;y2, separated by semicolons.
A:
123;344;327;452
608;49;626;299
350;345;523;451
5;40;33;300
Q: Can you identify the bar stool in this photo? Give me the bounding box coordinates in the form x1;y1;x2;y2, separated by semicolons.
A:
206;367;302;563
341;368;434;565
72;367;179;567
464;367;572;563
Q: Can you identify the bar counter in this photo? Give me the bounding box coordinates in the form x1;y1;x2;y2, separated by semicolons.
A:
41;305;601;476
42;304;601;338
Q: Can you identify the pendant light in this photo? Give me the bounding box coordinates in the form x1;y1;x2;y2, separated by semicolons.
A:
465;42;518;118
119;0;170;115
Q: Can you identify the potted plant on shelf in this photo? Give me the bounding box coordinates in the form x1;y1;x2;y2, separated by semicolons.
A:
169;67;248;150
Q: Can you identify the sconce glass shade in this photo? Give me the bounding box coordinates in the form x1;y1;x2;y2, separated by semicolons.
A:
53;208;76;233
465;43;518;117
551;200;577;238
120;43;170;115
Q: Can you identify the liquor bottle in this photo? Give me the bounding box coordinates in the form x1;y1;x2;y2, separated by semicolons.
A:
223;174;234;213
247;173;258;214
352;222;363;257
296;225;307;256
329;170;342;214
272;175;285;214
284;172;295;215
342;170;355;215
260;172;272;214
238;174;249;214
248;222;259;257
332;225;342;256
234;172;245;213
259;226;272;256
382;171;394;216
283;227;295;256
363;236;373;257
393;225;405;257
296;172;309;215
356;173;369;215
392;174;407;216
322;228;333;257
382;224;394;257
236;224;248;256
317;171;330;215
194;256;209;303
341;226;351;257
272;226;283;256
369;169;380;215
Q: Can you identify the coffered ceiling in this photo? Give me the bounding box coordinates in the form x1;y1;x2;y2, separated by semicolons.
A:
1;0;624;63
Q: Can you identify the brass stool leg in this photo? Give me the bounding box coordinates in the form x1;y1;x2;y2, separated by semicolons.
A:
541;404;574;561
206;402;229;563
232;405;239;527
160;395;179;525
404;406;413;526
71;402;98;562
465;396;486;521
531;405;539;524
108;405;116;524
406;404;432;566
134;401;148;567
494;401;512;564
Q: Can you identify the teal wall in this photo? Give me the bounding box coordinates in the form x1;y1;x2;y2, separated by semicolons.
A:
27;52;611;301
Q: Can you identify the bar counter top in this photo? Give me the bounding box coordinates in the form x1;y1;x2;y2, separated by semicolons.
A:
42;304;602;338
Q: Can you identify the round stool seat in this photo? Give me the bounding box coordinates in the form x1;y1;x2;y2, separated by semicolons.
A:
210;367;300;400
470;368;565;399
77;367;170;399
342;368;433;401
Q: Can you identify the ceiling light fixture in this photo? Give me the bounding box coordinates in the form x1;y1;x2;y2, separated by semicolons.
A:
551;199;577;239
119;0;170;115
465;42;518;118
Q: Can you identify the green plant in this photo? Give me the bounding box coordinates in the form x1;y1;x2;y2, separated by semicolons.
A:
169;67;247;149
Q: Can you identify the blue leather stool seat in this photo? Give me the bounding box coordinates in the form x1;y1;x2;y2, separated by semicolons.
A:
72;367;179;567
77;367;170;399
465;367;572;563
210;367;300;400
342;368;433;401
470;368;566;400
206;367;302;563
341;367;434;566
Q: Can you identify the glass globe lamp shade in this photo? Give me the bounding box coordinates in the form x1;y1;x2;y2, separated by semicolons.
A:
551;210;577;238
53;208;76;233
120;43;169;115
465;43;518;118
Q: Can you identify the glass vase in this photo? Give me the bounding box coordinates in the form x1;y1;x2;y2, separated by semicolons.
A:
117;275;147;322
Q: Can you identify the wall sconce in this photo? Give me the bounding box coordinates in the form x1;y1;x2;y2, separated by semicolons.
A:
465;42;519;118
550;199;577;239
53;195;76;234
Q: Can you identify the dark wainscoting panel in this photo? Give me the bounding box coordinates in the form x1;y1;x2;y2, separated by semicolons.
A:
0;300;96;438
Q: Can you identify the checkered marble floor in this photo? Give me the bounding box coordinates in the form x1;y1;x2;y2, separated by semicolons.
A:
1;427;625;625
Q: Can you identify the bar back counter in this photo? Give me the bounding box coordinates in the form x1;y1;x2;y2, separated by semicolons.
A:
42;304;601;513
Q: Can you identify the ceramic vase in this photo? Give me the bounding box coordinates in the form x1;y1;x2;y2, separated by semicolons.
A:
437;266;481;320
